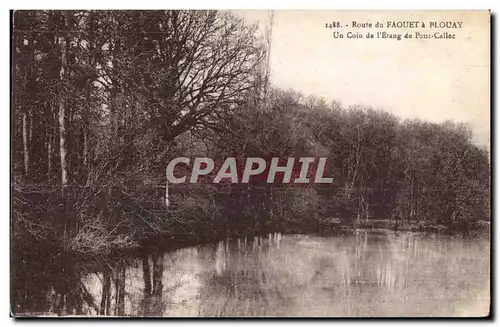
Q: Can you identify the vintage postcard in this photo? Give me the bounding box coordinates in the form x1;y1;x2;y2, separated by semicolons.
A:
11;10;490;317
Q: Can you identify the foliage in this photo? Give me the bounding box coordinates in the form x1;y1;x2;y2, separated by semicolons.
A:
12;10;490;254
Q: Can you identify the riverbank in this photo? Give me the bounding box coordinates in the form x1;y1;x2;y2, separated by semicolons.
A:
340;219;491;234
12;216;491;262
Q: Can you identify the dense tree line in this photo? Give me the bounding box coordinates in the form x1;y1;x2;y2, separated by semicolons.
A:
12;10;490;255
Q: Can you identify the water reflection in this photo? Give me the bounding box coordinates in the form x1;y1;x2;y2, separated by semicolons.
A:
11;231;490;317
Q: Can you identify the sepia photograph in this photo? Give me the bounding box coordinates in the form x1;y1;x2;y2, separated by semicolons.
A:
10;9;491;317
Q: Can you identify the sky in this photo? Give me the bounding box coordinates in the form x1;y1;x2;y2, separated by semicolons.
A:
235;10;490;148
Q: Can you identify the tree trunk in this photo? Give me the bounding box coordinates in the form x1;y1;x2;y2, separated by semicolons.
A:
28;111;33;146
47;128;52;180
83;127;88;167
165;177;170;207
58;35;68;189
22;112;29;178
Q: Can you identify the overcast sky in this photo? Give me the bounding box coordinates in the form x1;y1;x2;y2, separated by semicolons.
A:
235;10;490;148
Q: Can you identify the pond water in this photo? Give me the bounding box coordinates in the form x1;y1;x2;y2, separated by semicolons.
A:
11;230;490;317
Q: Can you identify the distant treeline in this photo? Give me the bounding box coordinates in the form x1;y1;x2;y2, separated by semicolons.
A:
12;10;490;255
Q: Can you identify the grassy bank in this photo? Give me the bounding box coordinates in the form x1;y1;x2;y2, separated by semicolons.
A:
12;198;491;260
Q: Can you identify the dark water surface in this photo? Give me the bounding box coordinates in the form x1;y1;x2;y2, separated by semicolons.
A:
12;230;490;317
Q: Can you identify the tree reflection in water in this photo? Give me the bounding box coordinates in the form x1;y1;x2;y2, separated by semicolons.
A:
198;236;287;316
11;231;490;317
11;252;99;316
139;250;165;316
